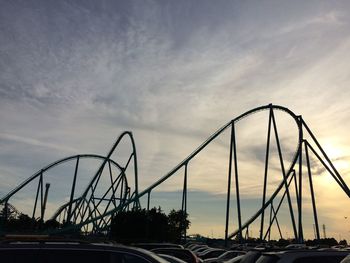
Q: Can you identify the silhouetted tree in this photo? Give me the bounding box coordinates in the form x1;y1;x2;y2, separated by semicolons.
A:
111;208;149;242
148;207;168;241
110;207;190;243
43;219;61;230
4;213;39;232
168;209;190;242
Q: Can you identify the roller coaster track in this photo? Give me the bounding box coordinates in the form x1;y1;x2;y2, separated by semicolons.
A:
0;104;349;242
0;131;140;233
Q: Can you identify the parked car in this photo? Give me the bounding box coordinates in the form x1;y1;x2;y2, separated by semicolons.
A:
197;249;227;260
341;254;350;263
203;250;246;263
159;254;188;263
192;246;210;254
256;249;350;263
195;248;215;256
152;248;199;263
226;251;262;263
0;240;169;263
133;243;184;250
185;242;205;249
225;255;246;263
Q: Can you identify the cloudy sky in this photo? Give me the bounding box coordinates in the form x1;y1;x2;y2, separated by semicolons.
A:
1;0;350;240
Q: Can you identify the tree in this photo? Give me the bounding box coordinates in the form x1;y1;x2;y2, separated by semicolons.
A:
4;213;39;233
147;207;169;241
110;208;191;243
168;209;190;242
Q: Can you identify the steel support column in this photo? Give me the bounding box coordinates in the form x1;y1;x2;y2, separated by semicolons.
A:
225;121;234;246
260;107;272;240
297;116;304;243
305;141;320;240
147;191;151;211
181;163;188;241
271;109;298;240
67;156;79;223
232;123;242;243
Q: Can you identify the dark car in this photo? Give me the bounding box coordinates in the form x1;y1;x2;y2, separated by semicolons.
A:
226;251;262;263
256;249;350;263
152;247;199;263
193;246;210;254
0;240;169;263
134;243;184;250
159;254;188;263
197;249;227;260
203;250;246;263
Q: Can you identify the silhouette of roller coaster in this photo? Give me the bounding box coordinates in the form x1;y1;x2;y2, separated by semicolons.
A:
1;104;349;243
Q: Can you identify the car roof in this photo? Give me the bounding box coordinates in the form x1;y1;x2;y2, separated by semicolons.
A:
134;243;184;249
0;241;170;263
159;254;188;263
260;249;350;261
151;247;197;263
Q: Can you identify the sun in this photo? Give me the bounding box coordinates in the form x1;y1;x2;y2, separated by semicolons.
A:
322;141;343;160
318;140;350;182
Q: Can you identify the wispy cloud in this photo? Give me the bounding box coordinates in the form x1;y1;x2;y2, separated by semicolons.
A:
0;132;77;153
279;10;345;34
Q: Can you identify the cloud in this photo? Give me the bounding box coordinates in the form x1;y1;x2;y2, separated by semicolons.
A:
1;0;350;238
0;132;77;153
279;10;345;34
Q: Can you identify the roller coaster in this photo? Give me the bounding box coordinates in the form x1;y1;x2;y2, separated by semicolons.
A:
0;104;349;243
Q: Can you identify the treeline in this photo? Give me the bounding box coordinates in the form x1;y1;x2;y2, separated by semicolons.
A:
0;206;190;244
224;237;347;247
110;207;190;243
0;213;61;233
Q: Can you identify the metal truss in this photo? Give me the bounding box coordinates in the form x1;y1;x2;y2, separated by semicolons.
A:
120;104;350;244
1;104;349;242
0;131;140;234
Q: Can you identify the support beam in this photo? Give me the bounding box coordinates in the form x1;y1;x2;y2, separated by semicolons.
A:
302;120;350;197
225;122;234;246
297;116;304;243
147;191;151;211
41;183;50;221
260;107;272;240
305;141;320;241
263;171;295;240
181;163;188;241
67;156;79;223
271;109;298;240
232;123;242;243
32;174;42;219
